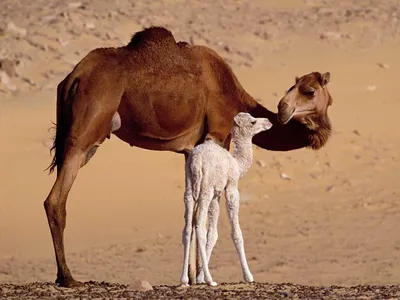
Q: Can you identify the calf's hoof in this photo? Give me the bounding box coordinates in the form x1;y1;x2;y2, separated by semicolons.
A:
196;273;205;284
207;281;218;287
180;282;190;288
244;273;254;283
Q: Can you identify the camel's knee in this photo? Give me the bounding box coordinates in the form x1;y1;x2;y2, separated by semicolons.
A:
44;197;66;228
82;145;99;167
207;228;218;244
182;225;192;245
195;226;207;243
225;187;239;204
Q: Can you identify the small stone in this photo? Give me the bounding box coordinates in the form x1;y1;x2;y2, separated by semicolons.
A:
320;31;342;40
377;62;389;69
57;38;69;47
84;22;95;29
256;160;266;168
280;173;291;180
68;2;84;9
0;59;17;77
223;45;231;53
136;246;146;253
353;129;361;136
0;71;17;91
366;85;376;91
326;185;334;192
6;22;27;37
127;280;153;292
22;77;36;86
279;290;292;297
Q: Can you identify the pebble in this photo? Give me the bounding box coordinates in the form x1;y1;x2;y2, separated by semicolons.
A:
6;22;27;37
0;59;17;77
0;71;17;91
68;2;84;9
21;77;36;86
280;173;291;180
326;185;335;192
256;160;266;168
127;280;153;292
320;31;342;40
85;22;96;29
377;62;389;69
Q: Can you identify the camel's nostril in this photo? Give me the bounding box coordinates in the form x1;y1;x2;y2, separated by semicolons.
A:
278;101;288;111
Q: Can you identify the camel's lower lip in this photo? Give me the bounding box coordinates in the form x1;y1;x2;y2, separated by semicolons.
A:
277;111;294;124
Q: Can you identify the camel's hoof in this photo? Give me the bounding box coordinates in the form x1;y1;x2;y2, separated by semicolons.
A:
180;282;190;288
208;281;218;287
244;273;254;283
55;276;83;288
196;275;205;284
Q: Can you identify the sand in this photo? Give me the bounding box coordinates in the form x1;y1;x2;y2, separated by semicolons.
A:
1;0;400;298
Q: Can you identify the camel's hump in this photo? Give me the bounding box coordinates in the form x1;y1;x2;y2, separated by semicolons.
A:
127;26;177;48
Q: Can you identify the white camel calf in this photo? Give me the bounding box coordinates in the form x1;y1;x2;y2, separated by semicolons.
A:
180;112;273;286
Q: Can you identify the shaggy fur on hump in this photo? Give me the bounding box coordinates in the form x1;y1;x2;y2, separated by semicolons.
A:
127;26;176;49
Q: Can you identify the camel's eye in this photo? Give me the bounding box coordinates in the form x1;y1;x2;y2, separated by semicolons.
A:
251;120;257;125
304;90;315;97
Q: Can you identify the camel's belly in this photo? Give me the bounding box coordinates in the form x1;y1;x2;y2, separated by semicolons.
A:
113;121;204;153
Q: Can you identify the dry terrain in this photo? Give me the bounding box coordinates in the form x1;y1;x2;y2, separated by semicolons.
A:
1;0;400;299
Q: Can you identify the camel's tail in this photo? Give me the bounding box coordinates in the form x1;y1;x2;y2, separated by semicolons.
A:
46;76;80;174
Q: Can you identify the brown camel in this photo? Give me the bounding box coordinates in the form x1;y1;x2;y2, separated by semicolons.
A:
44;26;333;288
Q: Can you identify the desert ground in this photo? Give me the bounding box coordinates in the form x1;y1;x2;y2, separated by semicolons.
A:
1;0;400;299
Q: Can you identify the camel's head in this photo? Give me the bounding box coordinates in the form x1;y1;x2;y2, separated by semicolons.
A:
232;112;273;138
277;72;332;128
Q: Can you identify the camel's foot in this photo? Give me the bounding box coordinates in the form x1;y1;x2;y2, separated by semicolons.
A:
244;272;254;283
207;281;217;287
196;272;205;284
55;274;83;288
180;282;190;288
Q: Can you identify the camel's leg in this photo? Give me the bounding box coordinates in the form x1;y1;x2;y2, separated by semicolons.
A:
183;153;198;286
180;188;195;286
44;148;85;287
225;186;254;283
188;225;198;285
196;195;220;284
45;113;120;287
195;191;216;286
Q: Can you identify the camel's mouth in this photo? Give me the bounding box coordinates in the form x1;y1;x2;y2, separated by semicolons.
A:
278;108;315;124
277;108;295;124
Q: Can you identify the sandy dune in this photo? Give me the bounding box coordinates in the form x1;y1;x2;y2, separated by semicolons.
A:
1;0;400;298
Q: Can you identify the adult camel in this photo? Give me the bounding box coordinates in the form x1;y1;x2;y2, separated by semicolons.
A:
44;26;333;288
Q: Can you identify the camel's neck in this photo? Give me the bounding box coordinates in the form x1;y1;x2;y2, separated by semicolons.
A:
243;99;331;151
231;130;254;177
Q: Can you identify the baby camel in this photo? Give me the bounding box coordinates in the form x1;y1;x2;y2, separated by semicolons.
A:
180;112;273;286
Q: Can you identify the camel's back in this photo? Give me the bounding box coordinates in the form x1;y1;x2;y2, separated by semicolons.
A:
66;27;202;84
119;27;202;76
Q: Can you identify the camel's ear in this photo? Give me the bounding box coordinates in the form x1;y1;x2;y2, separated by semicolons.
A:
233;115;242;126
233;113;246;126
320;72;330;86
295;76;300;84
